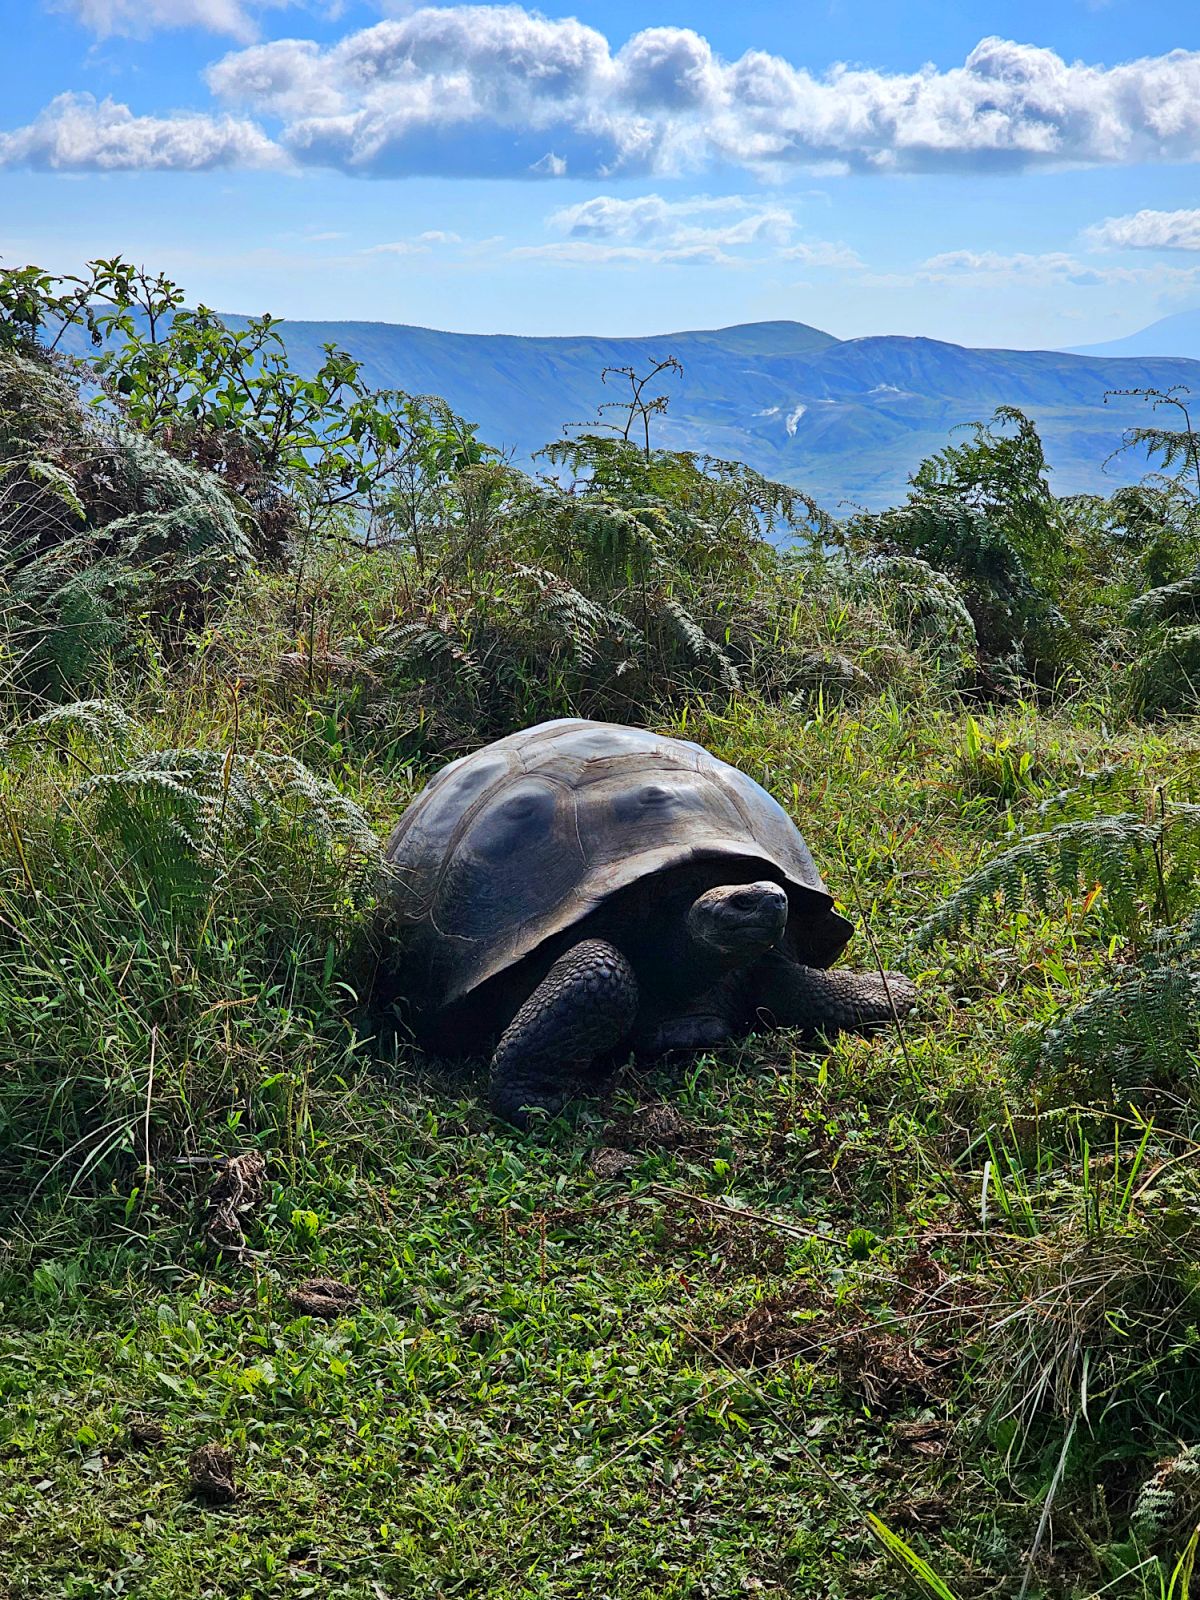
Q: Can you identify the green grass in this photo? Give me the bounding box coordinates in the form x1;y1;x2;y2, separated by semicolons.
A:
4;670;1200;1599
8;295;1200;1597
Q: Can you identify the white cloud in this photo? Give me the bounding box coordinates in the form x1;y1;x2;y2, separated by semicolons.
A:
200;16;1200;179
779;239;864;268
548;194;793;246
511;239;740;268
47;0;300;43
896;248;1200;299
11;15;1200;180
921;250;1101;284
0;92;282;172
362;229;463;255
540;193;858;268
1087;208;1200;252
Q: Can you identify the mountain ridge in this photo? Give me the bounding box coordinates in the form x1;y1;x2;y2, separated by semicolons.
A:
1067;306;1200;362
58;314;1200;509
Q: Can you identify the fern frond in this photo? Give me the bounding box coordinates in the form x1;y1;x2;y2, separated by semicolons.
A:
913;813;1160;948
858;553;978;660
1034;765;1127;819
651;593;741;691
1129;568;1200;629
363;622;483;692
511;562;643;669
1132;1447;1200;1542
1129;625;1200;716
71;747;380;876
1;698;136;756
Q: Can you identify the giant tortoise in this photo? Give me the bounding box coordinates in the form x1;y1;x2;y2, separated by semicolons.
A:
383;718;915;1126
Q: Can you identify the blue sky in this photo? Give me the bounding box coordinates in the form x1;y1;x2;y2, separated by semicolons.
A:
1;0;1198;345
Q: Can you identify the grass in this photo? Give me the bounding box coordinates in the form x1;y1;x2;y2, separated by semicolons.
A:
4;663;1200;1598
2;334;1200;1593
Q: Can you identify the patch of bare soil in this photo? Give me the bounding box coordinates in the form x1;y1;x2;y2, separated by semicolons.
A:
590;1146;639;1179
709;1246;961;1408
460;1311;500;1341
836;1327;953;1409
713;1283;829;1364
654;1196;792;1282
187;1443;237;1504
886;1492;952;1531
603;1101;702;1152
203;1152;267;1260
206;1294;247;1318
286;1277;360;1319
889;1418;951;1457
126;1418;166;1450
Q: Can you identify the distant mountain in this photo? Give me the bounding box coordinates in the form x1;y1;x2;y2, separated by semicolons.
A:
58;315;1200;510
1067;307;1200;362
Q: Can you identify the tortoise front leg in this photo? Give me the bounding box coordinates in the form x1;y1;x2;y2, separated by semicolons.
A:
488;940;638;1128
748;949;916;1036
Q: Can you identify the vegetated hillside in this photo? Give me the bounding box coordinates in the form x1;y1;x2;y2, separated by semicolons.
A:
55;310;1200;508
8;257;1200;1599
1068;304;1200;362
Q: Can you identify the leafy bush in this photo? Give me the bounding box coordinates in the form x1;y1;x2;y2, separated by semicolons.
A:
0;351;253;708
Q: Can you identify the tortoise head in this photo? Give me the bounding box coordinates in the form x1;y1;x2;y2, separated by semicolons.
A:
686;880;789;962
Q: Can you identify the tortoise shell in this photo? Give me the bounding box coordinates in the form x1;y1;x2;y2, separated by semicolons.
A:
384;718;853;1024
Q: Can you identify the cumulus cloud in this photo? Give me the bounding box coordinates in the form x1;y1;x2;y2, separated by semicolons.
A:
362;229;463;255
921;250;1102;284
0;92;282;172
10;13;1200;179
47;0;299;43
534;192;858;268
1087;208;1200;251
779;240;864;268
511;239;739;267
549;194;793;247
202;16;1200;180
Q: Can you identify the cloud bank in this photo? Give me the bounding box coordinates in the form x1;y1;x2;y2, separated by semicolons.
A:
5;12;1200;179
1088;208;1200;252
0;92;281;171
523;193;859;268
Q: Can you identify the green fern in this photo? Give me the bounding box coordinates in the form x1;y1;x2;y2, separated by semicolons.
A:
510;562;643;671
1016;911;1200;1085
914;812;1163;948
1034;765;1127;819
651;593;741;691
858;553;978;664
1129;568;1200;629
70;747;380;910
1129;625;1200;717
99;426;255;576
1133;1445;1200;1544
363;620;484;693
0;698;136;758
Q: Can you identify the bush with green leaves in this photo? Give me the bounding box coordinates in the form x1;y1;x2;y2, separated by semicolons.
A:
0;350;253;709
842;406;1076;681
2;255;498;562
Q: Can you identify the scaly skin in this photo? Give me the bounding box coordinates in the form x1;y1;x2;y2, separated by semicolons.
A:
747;948;916;1033
488;939;639;1128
